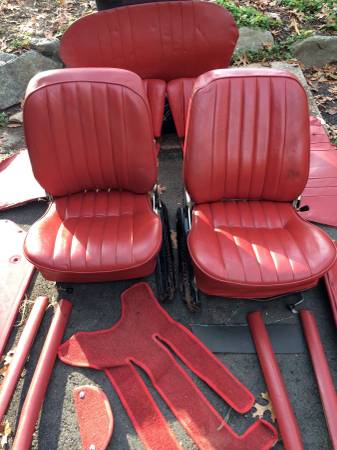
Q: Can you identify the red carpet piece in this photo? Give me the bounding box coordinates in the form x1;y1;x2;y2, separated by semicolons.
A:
59;283;277;450
0;220;35;358
300;116;337;226
324;241;337;328
74;386;113;450
0;150;46;210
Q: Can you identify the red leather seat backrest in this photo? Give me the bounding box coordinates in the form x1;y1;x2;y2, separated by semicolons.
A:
184;69;310;204
60;1;238;81
24;68;157;197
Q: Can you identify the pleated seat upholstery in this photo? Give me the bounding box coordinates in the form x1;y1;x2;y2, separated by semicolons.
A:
184;69;336;298
23;68;161;282
60;1;239;142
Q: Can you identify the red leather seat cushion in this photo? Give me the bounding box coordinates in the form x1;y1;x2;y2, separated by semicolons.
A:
167;77;196;138
188;201;336;298
143;79;166;139
60;1;238;81
24;191;161;282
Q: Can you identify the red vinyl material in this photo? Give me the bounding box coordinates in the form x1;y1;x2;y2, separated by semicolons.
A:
0;151;46;210
24;68;157;197
23;69;161;282
167;77;196;138
0;220;35;358
74;386;114;450
324;241;337;327
24;191;161;282
60;1;238;81
0;296;48;423
300;116;337;226
299;310;337;449
184;69;310;203
248;312;304;450
12;300;72;450
59;283;278;450
142;79;166;139
184;70;336;298
188;201;336;298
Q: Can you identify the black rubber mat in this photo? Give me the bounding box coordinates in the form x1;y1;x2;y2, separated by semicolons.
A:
191;323;306;354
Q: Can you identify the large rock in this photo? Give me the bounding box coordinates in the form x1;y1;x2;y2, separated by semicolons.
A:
292;35;337;67
0;50;62;110
235;27;274;54
30;37;60;60
0;52;17;65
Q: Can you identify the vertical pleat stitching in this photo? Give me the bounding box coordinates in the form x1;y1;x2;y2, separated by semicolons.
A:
75;83;95;188
231;203;247;282
236;79;244;197
210;203;228;279
126;7;138;69
106;84;119;187
130;194;134;264
210;83;218;200
121;86;129;187
99;192;109;267
275;79;287;196
246;202;264;282
274;205;296;280
45;88;68;192
248;78;258;198
224;80;230;197
89;83;106;187
115;192;121;265
260;78;272;198
60;84;80;190
69;193;84;270
84;194;97;269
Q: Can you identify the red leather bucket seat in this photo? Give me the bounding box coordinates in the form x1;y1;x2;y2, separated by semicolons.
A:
60;1;238;144
184;69;336;298
23;68;162;283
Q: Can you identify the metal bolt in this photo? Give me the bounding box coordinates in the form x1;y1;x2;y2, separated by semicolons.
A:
89;445;96;450
79;391;86;399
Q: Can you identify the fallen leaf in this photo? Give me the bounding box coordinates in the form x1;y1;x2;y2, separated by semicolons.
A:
252;392;276;422
0;420;12;448
326;107;337;116
170;230;177;249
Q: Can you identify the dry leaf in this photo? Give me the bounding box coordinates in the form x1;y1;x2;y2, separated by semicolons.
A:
252;392;276;422
326;107;337;116
290;17;300;34
0;420;12;448
170;230;177;249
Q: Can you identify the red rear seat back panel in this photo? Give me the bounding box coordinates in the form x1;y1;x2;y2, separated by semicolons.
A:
60;1;238;81
0;151;46;210
74;386;114;450
0;220;35;358
324;242;337;328
59;283;278;450
184;69;310;204
167;77;196;138
23;68;157;197
142;79;166;138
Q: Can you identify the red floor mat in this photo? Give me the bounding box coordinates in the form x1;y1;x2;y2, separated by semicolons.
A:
0;150;45;210
59;283;277;450
300;116;337;226
74;386;113;450
0;220;35;358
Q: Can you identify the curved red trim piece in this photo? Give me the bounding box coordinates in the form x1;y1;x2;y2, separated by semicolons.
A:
0;296;48;423
12;299;72;450
299;310;337;449
74;386;114;450
248;311;304;450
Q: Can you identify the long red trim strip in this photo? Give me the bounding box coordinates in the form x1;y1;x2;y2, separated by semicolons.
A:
12;299;72;450
299;310;337;449
247;312;304;450
0;296;48;423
